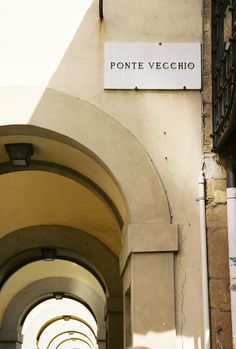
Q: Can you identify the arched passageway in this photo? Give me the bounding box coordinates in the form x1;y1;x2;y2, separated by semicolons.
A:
0;230;122;349
0;119;177;349
22;297;98;349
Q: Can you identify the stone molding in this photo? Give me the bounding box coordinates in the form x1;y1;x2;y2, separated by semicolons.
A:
120;223;178;274
0;330;23;343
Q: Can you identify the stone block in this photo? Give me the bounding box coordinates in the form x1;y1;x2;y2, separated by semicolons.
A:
207;227;229;278
206;205;227;229
203;110;213;152
209;279;231;311
207;179;227;206
207;179;227;193
202;76;212;104
214;190;227;204
204;0;211;20
210;309;232;349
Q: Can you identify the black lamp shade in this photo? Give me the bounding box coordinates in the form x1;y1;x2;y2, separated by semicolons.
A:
41;248;57;261
5;143;34;167
54;292;64;300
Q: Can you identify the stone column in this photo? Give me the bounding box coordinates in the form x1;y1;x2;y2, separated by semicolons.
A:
105;296;123;349
0;329;23;349
120;223;178;349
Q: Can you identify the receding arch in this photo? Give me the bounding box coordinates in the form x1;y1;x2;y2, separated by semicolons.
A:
22;298;98;349
0;86;171;225
0;125;128;231
0;170;122;255
0;88;175;349
0;160;123;229
54;337;92;349
37;316;96;343
0;225;122;298
47;331;94;349
0;277;107;347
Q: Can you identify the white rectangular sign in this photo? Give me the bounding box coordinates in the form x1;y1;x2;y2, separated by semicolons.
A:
104;42;201;90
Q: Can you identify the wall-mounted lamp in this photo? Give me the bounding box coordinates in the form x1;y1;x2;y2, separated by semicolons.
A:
4;143;34;167
42;248;57;261
54;292;64;300
63;315;71;321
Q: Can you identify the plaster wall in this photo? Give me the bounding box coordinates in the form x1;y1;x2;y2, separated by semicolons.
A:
0;1;203;348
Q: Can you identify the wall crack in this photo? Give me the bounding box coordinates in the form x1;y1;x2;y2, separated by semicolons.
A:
177;224;187;349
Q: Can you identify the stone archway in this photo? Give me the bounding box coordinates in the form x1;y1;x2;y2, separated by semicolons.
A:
0;226;123;349
0;94;178;348
0;87;171;225
0;225;122;296
0;277;106;349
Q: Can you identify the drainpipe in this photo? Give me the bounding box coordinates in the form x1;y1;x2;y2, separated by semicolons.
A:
227;156;236;349
198;170;211;349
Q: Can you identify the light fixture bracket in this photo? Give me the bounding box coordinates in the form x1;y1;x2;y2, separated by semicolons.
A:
41;248;57;261
4;143;34;167
53;292;64;300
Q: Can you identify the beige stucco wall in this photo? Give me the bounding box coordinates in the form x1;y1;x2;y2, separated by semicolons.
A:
0;1;203;348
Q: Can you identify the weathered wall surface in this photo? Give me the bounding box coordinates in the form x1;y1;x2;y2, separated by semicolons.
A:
203;1;232;348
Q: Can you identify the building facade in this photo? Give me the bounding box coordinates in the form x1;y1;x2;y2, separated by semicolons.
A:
204;1;236;348
0;1;234;349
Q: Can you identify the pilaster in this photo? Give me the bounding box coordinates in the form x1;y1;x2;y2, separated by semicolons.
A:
120;223;178;349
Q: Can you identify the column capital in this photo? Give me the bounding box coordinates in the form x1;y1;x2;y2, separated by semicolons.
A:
120;223;178;274
0;329;23;343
